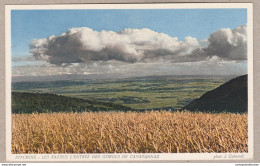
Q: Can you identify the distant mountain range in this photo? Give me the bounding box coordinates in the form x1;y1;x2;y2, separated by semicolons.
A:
12;74;237;82
182;75;248;113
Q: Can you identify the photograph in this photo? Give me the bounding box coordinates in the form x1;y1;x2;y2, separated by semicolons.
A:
5;3;253;161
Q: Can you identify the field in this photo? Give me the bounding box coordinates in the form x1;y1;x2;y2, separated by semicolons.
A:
12;111;248;153
12;75;231;110
12;75;247;154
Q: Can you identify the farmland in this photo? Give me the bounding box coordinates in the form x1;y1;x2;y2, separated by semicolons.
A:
12;111;248;153
11;75;248;154
12;75;231;110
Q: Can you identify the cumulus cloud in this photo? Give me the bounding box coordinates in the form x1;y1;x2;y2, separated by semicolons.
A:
29;27;200;65
29;25;247;66
176;25;247;63
203;25;247;60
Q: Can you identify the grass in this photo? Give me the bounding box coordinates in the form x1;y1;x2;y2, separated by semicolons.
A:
12;76;226;110
12;111;248;153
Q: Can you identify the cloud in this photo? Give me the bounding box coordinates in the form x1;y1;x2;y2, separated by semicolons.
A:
203;25;247;60
29;27;200;65
174;25;247;63
29;25;247;66
12;60;247;77
12;56;35;62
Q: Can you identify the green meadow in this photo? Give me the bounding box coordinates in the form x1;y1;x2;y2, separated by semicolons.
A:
12;75;231;110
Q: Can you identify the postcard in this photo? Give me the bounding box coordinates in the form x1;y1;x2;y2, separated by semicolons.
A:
5;3;253;161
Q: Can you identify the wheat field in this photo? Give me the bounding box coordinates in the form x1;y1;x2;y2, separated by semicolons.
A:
12;111;248;153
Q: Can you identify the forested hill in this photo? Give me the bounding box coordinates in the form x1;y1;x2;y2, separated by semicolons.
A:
12;92;132;114
182;75;248;113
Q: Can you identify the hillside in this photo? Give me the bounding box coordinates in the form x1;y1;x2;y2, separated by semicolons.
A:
182;75;248;113
12;92;132;114
12;76;228;110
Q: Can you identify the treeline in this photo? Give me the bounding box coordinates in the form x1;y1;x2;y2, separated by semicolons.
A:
12;92;132;114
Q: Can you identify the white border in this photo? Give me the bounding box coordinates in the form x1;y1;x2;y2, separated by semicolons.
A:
5;3;254;161
247;2;254;162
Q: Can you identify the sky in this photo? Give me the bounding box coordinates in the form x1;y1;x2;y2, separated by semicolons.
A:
11;8;248;77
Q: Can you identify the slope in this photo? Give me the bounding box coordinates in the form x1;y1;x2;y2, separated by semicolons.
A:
182;75;248;113
12;92;132;113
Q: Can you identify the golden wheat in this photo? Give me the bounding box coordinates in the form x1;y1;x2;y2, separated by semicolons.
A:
12;111;248;153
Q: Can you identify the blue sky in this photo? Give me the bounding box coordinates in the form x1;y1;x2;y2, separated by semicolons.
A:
11;8;248;76
11;9;247;58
